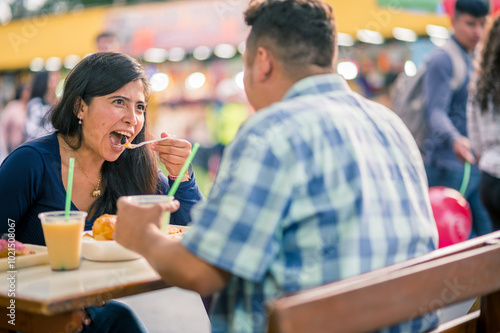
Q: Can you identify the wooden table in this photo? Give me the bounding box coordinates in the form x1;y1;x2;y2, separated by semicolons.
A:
0;258;168;333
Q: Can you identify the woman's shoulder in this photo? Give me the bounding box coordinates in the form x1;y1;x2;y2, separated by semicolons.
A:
5;133;59;163
0;142;47;180
21;132;59;153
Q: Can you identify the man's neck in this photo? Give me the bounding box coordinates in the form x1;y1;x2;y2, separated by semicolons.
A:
254;67;334;112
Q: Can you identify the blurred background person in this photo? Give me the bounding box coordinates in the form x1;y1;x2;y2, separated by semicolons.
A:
423;0;492;238
96;31;121;52
25;70;60;141
468;15;500;231
0;83;30;161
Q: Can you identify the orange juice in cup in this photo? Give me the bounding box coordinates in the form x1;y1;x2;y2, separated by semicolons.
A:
39;211;87;271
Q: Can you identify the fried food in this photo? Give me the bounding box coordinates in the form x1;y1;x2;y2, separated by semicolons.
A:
88;214;186;241
92;214;117;240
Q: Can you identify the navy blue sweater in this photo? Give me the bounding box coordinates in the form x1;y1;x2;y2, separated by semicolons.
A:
0;133;203;245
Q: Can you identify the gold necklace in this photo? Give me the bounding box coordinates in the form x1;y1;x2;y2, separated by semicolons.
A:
74;152;102;198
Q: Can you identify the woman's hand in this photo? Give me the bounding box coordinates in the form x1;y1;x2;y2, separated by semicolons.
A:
150;132;192;179
69;302;104;333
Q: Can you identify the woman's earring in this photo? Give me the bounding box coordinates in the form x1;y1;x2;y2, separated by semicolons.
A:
78;116;82;125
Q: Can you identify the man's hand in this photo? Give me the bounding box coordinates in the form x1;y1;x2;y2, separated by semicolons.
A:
150;132;192;178
453;136;476;164
114;197;180;254
114;196;231;296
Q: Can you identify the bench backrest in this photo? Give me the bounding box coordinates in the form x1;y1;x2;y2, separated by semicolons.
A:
267;231;500;333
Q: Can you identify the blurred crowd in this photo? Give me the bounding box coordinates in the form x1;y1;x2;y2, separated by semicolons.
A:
0;32;252;182
0;70;59;160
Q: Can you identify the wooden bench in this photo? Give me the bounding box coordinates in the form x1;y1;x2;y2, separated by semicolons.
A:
267;230;500;333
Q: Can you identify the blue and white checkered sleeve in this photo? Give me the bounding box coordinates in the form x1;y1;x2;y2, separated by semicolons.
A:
182;132;293;282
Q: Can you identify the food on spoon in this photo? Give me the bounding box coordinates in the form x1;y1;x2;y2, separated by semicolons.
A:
0;238;36;258
109;130;130;148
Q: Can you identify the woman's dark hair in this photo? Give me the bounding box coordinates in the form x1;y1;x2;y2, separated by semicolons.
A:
474;15;500;115
244;0;336;72
50;52;158;218
30;71;49;102
15;84;25;100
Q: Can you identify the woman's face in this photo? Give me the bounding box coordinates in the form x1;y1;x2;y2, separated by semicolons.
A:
78;80;146;162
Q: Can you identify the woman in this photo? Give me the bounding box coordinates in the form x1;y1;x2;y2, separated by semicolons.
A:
0;52;203;331
468;15;500;231
0;83;30;162
25;70;60;141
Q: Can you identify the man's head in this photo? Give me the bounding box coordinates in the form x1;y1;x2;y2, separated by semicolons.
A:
243;0;336;110
96;32;120;52
452;0;490;52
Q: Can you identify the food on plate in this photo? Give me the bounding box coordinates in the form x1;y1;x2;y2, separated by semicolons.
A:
0;238;36;258
87;214;186;241
83;233;94;239
92;214;117;240
167;226;184;235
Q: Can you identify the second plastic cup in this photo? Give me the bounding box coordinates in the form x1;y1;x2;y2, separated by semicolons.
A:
39;211;87;271
124;195;173;231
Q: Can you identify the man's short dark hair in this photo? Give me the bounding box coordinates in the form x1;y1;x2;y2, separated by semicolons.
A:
96;32;117;42
244;0;336;71
455;0;490;18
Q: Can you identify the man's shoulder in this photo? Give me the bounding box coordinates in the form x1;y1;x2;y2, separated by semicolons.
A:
427;38;468;71
250;88;393;131
427;47;454;70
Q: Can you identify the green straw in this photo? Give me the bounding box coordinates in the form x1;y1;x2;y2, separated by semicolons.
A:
167;142;200;197
162;143;200;231
459;161;471;196
65;157;75;219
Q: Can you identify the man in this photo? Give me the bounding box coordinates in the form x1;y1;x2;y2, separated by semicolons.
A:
423;0;492;236
115;0;438;332
95;32;120;52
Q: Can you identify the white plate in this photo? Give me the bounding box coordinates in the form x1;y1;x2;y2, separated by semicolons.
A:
81;232;142;262
81;226;189;262
0;244;49;271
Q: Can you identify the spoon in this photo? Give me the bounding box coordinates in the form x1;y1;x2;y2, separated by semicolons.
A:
122;135;174;149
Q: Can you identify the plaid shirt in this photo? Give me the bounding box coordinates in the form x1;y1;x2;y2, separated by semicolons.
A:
182;74;439;333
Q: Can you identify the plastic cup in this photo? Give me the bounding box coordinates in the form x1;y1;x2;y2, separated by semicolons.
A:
39;211;87;271
123;195;173;232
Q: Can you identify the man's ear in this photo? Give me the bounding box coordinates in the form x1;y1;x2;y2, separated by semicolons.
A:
254;47;274;83
451;15;457;28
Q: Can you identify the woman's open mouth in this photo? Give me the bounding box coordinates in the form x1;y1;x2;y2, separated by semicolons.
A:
109;131;131;151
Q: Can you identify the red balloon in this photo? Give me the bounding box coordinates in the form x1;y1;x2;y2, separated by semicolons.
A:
442;0;456;17
429;186;472;248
